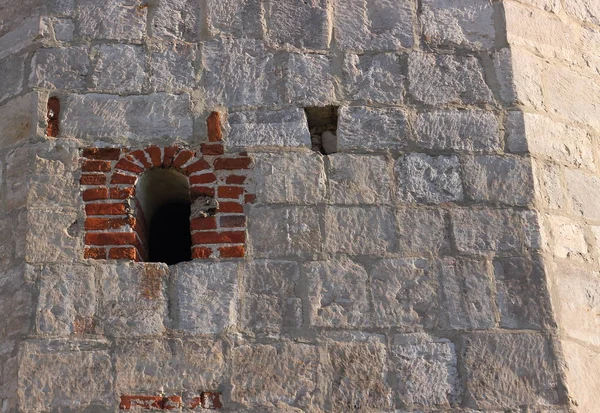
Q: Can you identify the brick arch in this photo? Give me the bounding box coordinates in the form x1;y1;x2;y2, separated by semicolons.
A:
81;141;253;262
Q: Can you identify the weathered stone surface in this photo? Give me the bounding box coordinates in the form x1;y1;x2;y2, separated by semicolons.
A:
227;109;311;148
53;18;74;41
415;110;500;151
0;92;38;148
231;343;321;409
78;0;146;41
391;333;460;407
564;168;600;221
335;0;413;51
265;0;330;51
516;0;561;12
396;154;463;203
99;263;168;337
337;106;407;151
4;146;32;211
0;15;40;60
48;0;75;16
421;0;495;49
495;47;546;110
149;44;197;93
343;53;404;104
248;206;322;258
409;52;493;105
203;39;281;107
151;0;200;41
397;207;450;255
252;152;326;204
90;44;146;93
582;26;600;75
541;214;588;260
462;333;561;409
285;54;335;106
560;339;600;413
207;0;262;38
562;0;600;26
0;54;25;103
60;93;193;143
532;160;568;211
170;261;239;334
25;207;82;263
305;258;370;328
241;260;301;333
325;206;396;255
327;154;391;204
31;47;89;90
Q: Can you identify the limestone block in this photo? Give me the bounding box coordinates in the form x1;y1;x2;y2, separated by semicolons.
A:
515;0;561;12
532;160;568;211
19;342;113;412
31;47;88;90
207;0;262;38
371;258;441;329
582;26;600;75
542;215;588;260
560;339;600;412
0;16;40;61
493;256;552;330
452;208;539;255
0;54;25;104
408;52;493;105
90;44;146;94
415;110;500;152
48;0;75;16
232;343;321;409
151;0;201;41
54;18;74;41
0;218;15;265
461;333;561;409
203;39;282;107
395;154;463;203
0;93;38;148
149;44;197;93
327;154;392;204
564;168;600;221
252;152;326;204
248;206;322;258
170;261;239;334
60;93;193;143
78;0;146;42
343;53;404;104
25;207;83;263
4;146;32;211
325;206;396;255
441;257;496;330
0;266;33;344
391;333;460;407
265;0;331;51
325;340;392;411
335;0;413;51
227;109;311;148
305;258;370;328
115;338;225;391
241;260;301;333
337;106;407;151
285;53;335;106
35;264;98;335
99;263;168;337
494;47;545;110
421;0;495;50
396;207;450;255
563;0;600;25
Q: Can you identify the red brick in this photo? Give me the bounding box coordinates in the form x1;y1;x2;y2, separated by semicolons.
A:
163;146;178;167
189;397;201;409
207;112;222;142
192;246;212;259
47;97;60;137
173;149;195;168
82;147;121;160
146;146;162;166
220;215;246;228
119;395;163;410
184;159;211;175
84;247;106;259
85;202;127;216
110;173;137;185
115;158;144;174
245;193;257;204
225;174;247;185
201;143;225;156
82;187;108;201
218;202;244;213
110;187;135;199
82;160;112;172
108;247;139;261
214;157;251;170
85;217;131;231
80;174;106;185
85;232;137;246
128;150;153;168
189;173;216;185
218;186;244;199
190;186;215;197
201;392;223;409
190;216;217;230
219;245;245;258
163;395;182;410
192;231;245;244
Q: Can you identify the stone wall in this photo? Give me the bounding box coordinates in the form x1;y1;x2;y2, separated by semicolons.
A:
3;0;598;411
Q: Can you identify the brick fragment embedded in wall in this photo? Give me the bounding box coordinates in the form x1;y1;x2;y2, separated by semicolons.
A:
80;137;253;262
46;97;60;137
119;393;222;410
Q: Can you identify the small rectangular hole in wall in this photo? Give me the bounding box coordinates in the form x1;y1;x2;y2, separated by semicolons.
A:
305;106;339;155
47;97;60;137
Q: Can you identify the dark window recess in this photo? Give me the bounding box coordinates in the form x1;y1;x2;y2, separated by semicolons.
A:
304;106;339;155
47;97;60;137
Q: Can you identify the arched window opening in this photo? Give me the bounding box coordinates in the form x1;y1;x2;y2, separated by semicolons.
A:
136;168;192;265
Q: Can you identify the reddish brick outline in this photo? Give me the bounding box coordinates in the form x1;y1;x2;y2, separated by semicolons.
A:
81;117;252;262
119;392;222;410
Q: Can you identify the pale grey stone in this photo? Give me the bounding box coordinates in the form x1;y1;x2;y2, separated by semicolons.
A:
48;0;75;16
151;0;200;41
494;47;546;110
227;109;311;148
0;54;24;103
408;52;494;105
421;0;495;49
321;131;337;154
344;53;404;104
285;53;335;106
415;110;500;152
90;44;146;93
5;146;32;211
560;340;600;413
60;93;193;143
441;257;495;330
99;263;168;337
338;106;407;151
171;261;239;334
305;258;370;328
542;214;588;261
325;206;396;255
564;168;600;221
533;160;568;211
25;207;82;263
31;47;89;90
252;152;326;204
582;26;600;75
335;0;414;51
328;153;392;204
203;39;282;107
207;0;262;38
248;206;322;258
0;92;38;149
232;343;321;409
53;18;74;41
0;16;40;60
265;0;331;51
371;258;441;329
396;154;463;203
149;44;197;93
77;0;146;41
391;333;460;407
397;207;450;255
462;333;560;409
564;0;600;24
